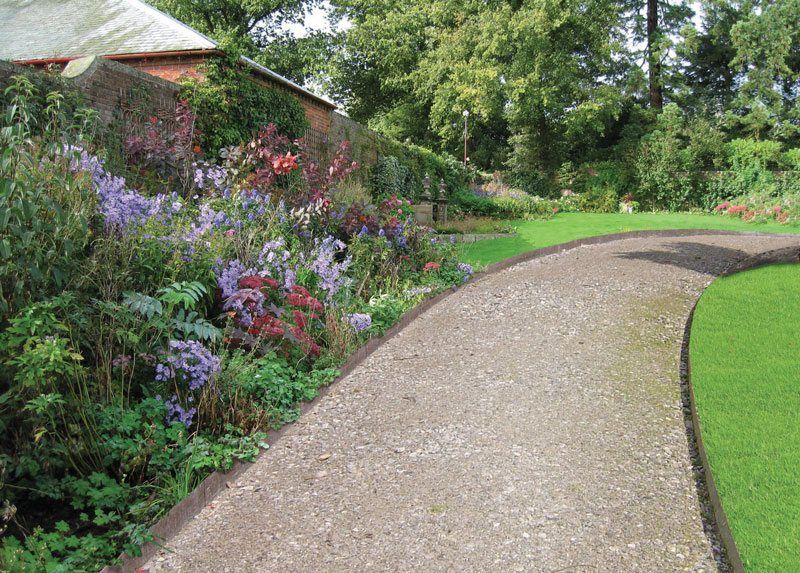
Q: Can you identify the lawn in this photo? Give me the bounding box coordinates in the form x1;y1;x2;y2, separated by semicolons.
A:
689;264;800;572
458;212;800;266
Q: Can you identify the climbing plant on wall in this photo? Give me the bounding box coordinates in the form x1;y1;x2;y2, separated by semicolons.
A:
180;54;308;154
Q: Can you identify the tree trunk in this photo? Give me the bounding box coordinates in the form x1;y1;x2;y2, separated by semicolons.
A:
647;0;663;110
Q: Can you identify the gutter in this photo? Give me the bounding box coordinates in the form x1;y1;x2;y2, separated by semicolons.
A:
13;49;221;67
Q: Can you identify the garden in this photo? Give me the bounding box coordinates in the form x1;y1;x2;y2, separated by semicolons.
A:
0;75;471;571
2;0;800;570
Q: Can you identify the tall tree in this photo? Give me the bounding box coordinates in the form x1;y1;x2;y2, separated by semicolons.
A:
647;0;663;109
151;0;311;57
728;0;800;140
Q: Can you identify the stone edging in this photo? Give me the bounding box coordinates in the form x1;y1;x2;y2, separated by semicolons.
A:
105;228;796;572
682;244;800;573
436;232;515;243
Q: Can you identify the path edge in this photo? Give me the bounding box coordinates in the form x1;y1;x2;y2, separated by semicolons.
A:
105;227;790;573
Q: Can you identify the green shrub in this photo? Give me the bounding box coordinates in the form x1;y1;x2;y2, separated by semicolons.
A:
181;55;308;153
369;155;415;200
726;138;783;171
0;76;97;320
376;139;469;199
506;168;555;197
783;149;800;170
578;186;619;213
0;66;87;138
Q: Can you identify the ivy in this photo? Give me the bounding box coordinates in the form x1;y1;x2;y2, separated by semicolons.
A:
180;55;308;154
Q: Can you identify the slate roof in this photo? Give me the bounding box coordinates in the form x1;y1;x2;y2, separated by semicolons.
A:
0;0;334;107
0;0;216;61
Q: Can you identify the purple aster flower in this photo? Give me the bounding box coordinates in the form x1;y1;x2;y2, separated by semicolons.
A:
345;313;372;332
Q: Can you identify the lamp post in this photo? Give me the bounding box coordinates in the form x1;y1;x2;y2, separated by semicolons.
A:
462;109;469;168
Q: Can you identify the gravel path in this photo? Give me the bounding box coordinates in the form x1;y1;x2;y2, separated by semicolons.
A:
146;233;800;573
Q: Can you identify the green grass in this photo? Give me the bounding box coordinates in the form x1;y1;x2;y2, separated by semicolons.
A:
689;264;800;572
458;212;800;266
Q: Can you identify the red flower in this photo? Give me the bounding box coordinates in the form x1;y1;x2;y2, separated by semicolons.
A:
292;309;308;329
289;325;321;357
287;286;324;312
250;315;285;338
239;275;279;290
291;285;312;297
271;152;299;175
423;262;441;272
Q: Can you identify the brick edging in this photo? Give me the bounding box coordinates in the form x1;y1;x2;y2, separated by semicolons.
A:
104;228;797;572
683;244;800;573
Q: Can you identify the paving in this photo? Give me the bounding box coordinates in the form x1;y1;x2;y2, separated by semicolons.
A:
146;233;800;573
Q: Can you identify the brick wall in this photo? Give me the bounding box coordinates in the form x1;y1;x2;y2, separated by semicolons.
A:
63;56;179;125
124;55;205;84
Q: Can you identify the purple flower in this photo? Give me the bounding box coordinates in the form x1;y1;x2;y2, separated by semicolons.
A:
457;262;474;282
66;145;179;233
217;259;256;299
310;236;351;298
345;313;372;332
405;285;433;298
164;394;197;428
155;339;220;391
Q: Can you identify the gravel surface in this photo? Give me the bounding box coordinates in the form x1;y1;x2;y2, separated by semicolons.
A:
145;234;800;573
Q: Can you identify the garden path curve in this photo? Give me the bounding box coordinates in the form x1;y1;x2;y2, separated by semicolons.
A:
147;233;800;573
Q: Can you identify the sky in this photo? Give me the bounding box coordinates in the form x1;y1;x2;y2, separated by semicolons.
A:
284;2;350;38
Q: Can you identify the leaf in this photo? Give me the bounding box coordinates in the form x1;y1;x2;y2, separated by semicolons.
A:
122;291;163;320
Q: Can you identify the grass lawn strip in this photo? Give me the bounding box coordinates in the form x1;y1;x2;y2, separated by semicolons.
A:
689;264;800;572
459;212;800;266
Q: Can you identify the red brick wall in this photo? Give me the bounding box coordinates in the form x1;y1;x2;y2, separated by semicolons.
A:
123;55;333;136
124;56;205;84
64;56;179;125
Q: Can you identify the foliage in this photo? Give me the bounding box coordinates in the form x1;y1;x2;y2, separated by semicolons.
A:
0;76;97;321
369;156;415;200
180;55;308;154
152;0;308;57
0;82;470;571
577;186;619;214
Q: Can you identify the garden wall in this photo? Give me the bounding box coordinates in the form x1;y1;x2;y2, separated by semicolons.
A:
62;56;180;127
1;57;181;138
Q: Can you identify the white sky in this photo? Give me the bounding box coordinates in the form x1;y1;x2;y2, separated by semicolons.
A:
283;2;349;37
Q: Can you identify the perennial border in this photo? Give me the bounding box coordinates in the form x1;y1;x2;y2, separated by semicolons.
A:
105;228;798;572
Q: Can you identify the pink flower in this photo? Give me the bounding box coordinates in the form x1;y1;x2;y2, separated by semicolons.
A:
423;262;441;272
225;229;236;237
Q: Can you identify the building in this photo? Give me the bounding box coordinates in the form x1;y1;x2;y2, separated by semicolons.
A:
0;0;335;136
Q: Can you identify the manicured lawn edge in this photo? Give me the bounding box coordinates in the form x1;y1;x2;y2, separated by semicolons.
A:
104;228;795;573
683;245;800;573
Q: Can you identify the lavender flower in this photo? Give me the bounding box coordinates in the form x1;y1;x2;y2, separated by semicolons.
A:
345;313;372;332
66;144;179;233
155;340;220;391
457;262;474;282
404;285;434;299
217;259;256;299
310;236;351;298
164;394;197;428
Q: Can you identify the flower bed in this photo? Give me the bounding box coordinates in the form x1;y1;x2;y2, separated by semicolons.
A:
0;78;471;571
